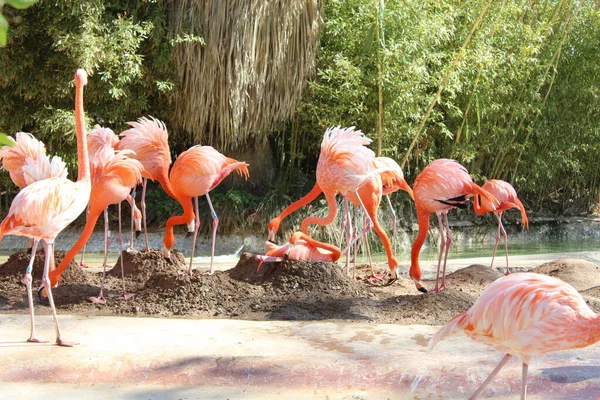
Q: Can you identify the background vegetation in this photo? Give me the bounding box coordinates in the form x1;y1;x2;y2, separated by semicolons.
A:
0;0;598;240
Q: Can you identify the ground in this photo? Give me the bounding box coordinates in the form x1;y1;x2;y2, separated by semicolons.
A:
1;250;600;325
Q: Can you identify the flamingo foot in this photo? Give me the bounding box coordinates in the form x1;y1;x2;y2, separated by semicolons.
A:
204;270;215;276
504;269;511;276
27;337;48;343
79;262;90;269
119;293;135;301
89;295;106;305
101;264;113;270
368;273;387;282
56;338;78;347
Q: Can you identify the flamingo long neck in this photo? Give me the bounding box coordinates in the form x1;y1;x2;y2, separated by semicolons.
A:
472;194;484;216
74;77;90;184
273;182;322;228
156;170;178;201
48;205;102;287
163;196;194;250
409;209;431;282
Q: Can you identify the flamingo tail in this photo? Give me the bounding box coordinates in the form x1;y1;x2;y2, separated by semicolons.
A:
427;311;470;353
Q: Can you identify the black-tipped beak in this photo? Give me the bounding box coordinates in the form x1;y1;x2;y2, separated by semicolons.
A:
37;287;49;305
165;257;173;265
135;230;141;239
384;277;397;287
185;231;193;238
418;286;428;293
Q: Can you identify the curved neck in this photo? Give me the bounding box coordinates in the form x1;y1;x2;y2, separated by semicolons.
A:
472;194;486;216
163;196;194;250
156;171;178;201
74;79;90;184
297;232;341;260
48;206;101;286
409;209;431;281
275;182;322;223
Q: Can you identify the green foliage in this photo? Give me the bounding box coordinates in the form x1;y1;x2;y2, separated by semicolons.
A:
0;0;38;46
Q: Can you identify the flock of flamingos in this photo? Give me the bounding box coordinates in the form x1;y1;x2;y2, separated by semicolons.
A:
0;69;597;399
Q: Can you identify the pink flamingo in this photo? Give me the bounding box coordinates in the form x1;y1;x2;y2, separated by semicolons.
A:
0;69;91;346
77;126;142;268
116;117;186;251
407;159;498;293
299;126;399;278
256;231;342;267
473;179;529;275
40;144;143;304
163;145;249;274
428;272;600;399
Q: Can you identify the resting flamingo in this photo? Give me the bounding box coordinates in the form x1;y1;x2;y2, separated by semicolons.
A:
40;144;143;304
78;126;142;267
0;69;91;346
428;272;600;399
116;117;187;251
163;145;249;274
407;159;498;293
256;231;342;268
473;179;529;275
298;126;399;278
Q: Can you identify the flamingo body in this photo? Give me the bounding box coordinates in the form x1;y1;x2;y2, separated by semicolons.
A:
257;232;342;265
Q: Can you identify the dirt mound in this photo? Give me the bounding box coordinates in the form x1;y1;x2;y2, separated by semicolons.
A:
390;289;476;325
444;264;502;296
530;259;600;291
107;249;186;287
229;253;357;294
0;250;89;284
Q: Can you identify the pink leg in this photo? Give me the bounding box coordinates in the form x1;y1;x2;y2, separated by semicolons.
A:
439;212;452;290
140;178;149;252
188;197;201;275
206;193;219;274
490;213;501;270
498;214;510;275
118;202;134;300
341;190;374;254
344;198;352;275
521;363;529;400
24;240;46;343
127;190;138;251
42;240;77;347
386;195;397;256
79;205;90;268
433;213;446;293
469;354;511;399
90;209;111;304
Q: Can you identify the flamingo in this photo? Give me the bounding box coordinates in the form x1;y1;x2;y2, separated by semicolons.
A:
473;179;529;275
39;144;143;304
256;231;342;267
428;272;600;400
407;159;498;293
77;126;142;268
298;126;399;279
0;69;91;346
116;117;187;251
163;145;249;274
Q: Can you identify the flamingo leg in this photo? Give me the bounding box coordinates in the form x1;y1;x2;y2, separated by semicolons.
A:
341;190;374;254
206;193;219;274
490;213;501;270
24;239;45;343
42;240;77;347
499;214;510;276
433;213;446;293
469;354;511;400
352;205;359;278
386;194;397;256
79;205;90;268
140;178;149;252
187;197;201;275
90;209;110;305
127;189;139;250
343;197;352;275
521;363;529;400
118;202;134;300
439;212;452;290
337;201;347;249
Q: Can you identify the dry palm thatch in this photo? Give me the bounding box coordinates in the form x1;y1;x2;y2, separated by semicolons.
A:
169;0;323;150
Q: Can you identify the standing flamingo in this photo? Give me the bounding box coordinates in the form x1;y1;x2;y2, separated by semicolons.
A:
163;145;249;274
77;126;142;268
39;145;143;304
0;69;91;346
298;126;399;278
116;117;187;251
473;179;529;275
406;159;498;293
256;231;342;267
428;272;600;399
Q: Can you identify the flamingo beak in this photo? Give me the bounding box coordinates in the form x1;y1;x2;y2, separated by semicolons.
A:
185;231;193;238
267;229;275;243
135;230;141;239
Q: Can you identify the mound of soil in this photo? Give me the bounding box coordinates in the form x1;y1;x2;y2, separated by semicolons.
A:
0;250;89;284
107;249;186;289
530;259;600;291
445;264;502;296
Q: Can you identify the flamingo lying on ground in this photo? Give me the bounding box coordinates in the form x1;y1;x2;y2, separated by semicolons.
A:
0;69;91;346
473;179;529;275
298;126;398;279
40;142;143;304
256;231;342;267
407;159;498;293
163;145;249;274
428;272;600;399
117;117;188;251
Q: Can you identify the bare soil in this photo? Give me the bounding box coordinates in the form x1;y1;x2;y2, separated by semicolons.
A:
1;251;599;325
